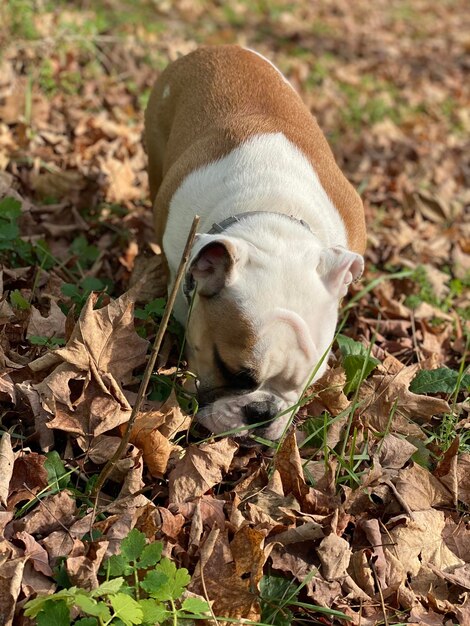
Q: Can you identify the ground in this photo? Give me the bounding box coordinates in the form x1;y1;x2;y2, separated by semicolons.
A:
0;1;469;625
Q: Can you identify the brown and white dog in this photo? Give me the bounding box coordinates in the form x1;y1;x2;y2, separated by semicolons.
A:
145;45;366;444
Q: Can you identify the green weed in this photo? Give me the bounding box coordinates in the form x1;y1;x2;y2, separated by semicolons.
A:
24;528;210;626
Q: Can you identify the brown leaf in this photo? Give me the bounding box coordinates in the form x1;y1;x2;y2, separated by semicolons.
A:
21;490;76;535
269;543;311;580
99;156;141;203
56;291;149;384
442;517;470;561
191;527;264;623
373;433;418;469
384;509;463;584
168;439;238;504
360;364;450;435
42;531;77;563
267;521;324;546
358;518;387;589
394;463;454;510
128;413;173;477
310;366;350;415
317;533;352;581
7;452;48;510
0;557;26;626
439;453;470;507
0;433;14;508
46;379;131;441
275;430;337;514
26;301;66;341
0;373;16;403
33;362;84;413
243;489;300;527
66;540;108;590
156;507;186;540
15;531;53;576
158;392;192;440
87;435;122;464
21;560;56;599
15;382;55;452
29;168;88;200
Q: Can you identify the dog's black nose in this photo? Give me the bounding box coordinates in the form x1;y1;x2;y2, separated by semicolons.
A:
243;401;278;425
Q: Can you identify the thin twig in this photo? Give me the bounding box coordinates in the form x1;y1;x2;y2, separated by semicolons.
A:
91;216;199;502
384;479;415;520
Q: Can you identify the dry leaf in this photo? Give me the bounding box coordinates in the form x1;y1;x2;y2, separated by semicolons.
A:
275;430;337;514
384;509;464;583
99;156;141;203
0;373;15;403
15;531;53;576
361;364;450;435
0;557;26;626
127;413;173;477
21;490;76;536
374;433;418;469
66;540;109;590
7;452;48;510
191;527;264;623
394;463;454;510
56;291;149;384
169;439;238;504
0;433;14;508
317;533;352;581
26;301;66;340
439;453;470;507
15;382;55;451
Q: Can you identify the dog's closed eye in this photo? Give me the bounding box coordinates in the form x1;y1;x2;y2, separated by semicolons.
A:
213;346;258;390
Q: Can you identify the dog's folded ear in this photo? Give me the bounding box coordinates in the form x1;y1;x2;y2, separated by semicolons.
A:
318;246;364;298
187;235;243;297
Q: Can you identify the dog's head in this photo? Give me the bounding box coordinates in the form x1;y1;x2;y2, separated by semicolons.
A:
184;224;363;444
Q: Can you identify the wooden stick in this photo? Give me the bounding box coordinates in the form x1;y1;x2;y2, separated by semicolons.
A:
92;215;200;500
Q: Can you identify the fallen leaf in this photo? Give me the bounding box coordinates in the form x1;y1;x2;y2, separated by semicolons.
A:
0;433;14;508
45;378;131;441
99;156;141;203
360;364;450;435
66;540;109;590
0;373;16;403
7;452;48;510
15;382;55;451
374;433;418;469
56;291;149;384
0;557;26;626
127;413;173;477
168;439;238;504
15;531;53;576
191;527;264;623
317;533;352;581
439;453;470;507
384;509;464;585
394;463;454;510
275;430;337;514
26;301;66;340
21;490;76;535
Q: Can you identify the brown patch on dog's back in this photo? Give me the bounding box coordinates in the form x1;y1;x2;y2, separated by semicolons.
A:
145;45;366;256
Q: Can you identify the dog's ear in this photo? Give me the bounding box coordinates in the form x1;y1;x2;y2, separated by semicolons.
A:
188;235;241;297
318;246;364;298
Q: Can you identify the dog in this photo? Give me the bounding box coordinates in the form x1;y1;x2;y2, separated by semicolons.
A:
145;45;366;444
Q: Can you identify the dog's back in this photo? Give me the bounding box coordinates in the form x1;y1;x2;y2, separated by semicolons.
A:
145;45;366;253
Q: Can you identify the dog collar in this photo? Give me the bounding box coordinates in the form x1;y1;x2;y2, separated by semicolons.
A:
208;211;312;235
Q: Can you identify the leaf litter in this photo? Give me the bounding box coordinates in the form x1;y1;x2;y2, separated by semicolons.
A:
0;0;469;624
